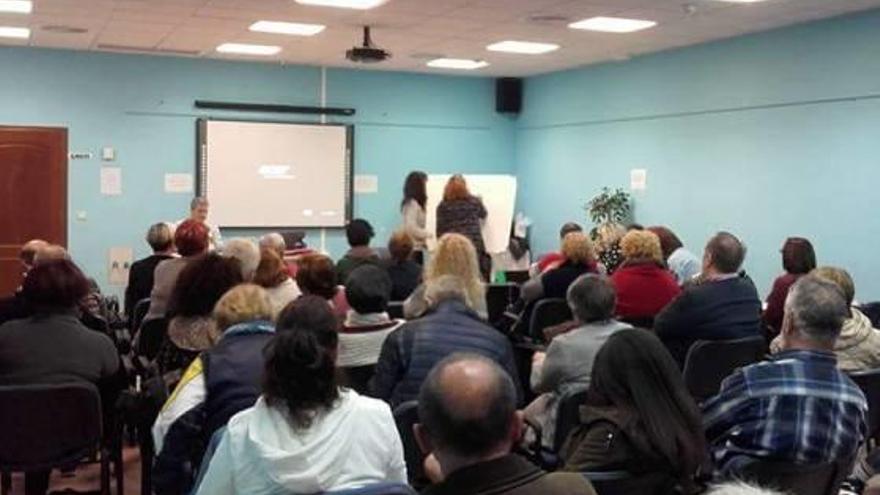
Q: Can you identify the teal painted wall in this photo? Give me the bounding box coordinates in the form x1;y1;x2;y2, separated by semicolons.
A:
0;48;515;296
516;9;880;299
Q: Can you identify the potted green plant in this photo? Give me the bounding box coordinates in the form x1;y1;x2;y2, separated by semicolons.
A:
586;187;632;231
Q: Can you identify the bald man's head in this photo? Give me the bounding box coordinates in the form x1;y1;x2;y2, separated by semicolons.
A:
20;240;49;269
417;354;517;458
34;245;69;265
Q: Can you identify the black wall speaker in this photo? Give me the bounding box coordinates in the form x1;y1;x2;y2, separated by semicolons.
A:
496;78;523;114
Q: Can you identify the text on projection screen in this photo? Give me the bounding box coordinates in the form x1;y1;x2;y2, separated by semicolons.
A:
204;120;349;228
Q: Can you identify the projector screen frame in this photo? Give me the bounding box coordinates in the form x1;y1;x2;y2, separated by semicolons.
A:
195;118;355;230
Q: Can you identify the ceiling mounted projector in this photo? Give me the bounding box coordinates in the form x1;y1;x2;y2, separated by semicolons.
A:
346;26;390;63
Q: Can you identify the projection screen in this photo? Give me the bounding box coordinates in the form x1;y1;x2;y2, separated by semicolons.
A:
197;119;353;228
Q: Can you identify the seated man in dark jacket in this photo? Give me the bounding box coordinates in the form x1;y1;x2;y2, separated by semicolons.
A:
654;232;762;367
415;354;596;495
371;275;520;407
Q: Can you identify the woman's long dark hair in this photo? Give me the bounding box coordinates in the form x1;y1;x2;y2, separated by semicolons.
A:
588;329;707;490
782;237;816;275
264;296;340;429
402;171;428;210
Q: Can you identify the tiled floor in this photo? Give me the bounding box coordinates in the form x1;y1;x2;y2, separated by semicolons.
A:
8;447;142;495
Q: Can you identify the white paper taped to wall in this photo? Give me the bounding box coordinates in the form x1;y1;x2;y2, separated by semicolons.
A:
630;169;647;191
425;174;518;254
354;175;379;194
100;167;122;196
165;173;194;193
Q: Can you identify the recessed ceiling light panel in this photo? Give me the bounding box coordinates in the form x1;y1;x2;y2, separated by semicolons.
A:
0;26;29;38
426;58;489;70
487;40;559;55
0;0;31;14
216;43;281;55
295;0;388;10
249;21;325;36
569;16;657;33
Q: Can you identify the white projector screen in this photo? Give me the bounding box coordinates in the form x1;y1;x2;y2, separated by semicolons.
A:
198;119;352;228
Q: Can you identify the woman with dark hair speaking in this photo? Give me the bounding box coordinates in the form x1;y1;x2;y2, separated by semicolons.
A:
401;171;431;264
194;296;406;495
561;329;707;494
436;174;490;280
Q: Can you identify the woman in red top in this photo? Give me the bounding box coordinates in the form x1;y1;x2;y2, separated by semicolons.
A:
610;230;680;326
762;237;816;334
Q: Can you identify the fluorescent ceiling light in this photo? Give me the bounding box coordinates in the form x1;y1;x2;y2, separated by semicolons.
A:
714;0;767;2
216;43;281;55
0;26;29;38
294;0;388;10
0;1;31;14
487;40;559;55
427;58;489;70
569;16;657;33
249;20;325;36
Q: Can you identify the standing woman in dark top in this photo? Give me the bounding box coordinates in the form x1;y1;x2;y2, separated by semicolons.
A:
401;171;431;265
436;174;490;280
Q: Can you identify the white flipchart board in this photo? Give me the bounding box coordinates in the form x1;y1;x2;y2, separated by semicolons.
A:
425;175;518;254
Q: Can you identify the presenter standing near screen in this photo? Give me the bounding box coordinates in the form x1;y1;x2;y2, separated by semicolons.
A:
436;174;490;280
181;196;222;250
400;171;431;265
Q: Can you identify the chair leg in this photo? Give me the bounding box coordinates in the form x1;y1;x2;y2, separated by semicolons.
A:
1;472;10;495
115;444;124;495
101;448;111;495
140;431;153;495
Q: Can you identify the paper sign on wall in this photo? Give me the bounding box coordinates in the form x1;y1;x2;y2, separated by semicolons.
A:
100;167;122;196
108;246;133;286
630;169;647;191
165;173;194;194
354;175;379;194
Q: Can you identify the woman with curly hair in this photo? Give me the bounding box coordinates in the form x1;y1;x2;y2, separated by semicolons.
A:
610;230;680;326
403;233;486;319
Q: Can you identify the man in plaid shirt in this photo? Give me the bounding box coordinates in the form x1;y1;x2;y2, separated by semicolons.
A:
703;275;868;473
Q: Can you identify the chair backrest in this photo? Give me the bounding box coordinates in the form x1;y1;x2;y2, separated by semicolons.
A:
504;270;530;284
554;387;590;451
529;298;572;341
486;283;520;325
858;302;880;328
132;297;151;332
392;401;425;488
849;369;880;444
582;471;674;495
322;483;416;495
0;382;103;472
732;457;852;495
135;317;169;360
682;336;767;402
387;302;405;320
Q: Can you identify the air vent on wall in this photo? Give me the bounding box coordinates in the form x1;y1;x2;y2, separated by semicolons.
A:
41;25;89;34
96;44;202;56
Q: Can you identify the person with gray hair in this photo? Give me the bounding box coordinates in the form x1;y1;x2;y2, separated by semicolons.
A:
259;232;286;259
703;274;867;474
526;274;631;448
703;481;784;495
416;354;596;495
125;222;175;318
221;238;261;281
371;276;519;408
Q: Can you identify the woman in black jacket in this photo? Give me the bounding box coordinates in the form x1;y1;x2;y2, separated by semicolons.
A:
561;329;707;494
436;174;489;280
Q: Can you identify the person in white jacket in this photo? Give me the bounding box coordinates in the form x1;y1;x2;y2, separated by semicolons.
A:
194;296;407;495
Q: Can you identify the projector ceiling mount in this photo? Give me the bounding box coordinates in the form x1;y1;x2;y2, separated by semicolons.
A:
346;26;391;63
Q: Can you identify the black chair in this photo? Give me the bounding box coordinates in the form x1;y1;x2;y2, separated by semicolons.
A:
553;387;590;452
323;482;416;495
582;471;674;495
486;283;520;327
0;383;122;495
849;368;880;446
682;336;767;403
858;302;880;329
387;302;405;320
504;270;530;284
392;401;427;489
731;456;853;495
135;316;169;361
131;297;151;332
528;298;572;341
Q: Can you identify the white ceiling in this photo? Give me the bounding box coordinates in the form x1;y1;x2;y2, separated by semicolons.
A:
2;0;880;76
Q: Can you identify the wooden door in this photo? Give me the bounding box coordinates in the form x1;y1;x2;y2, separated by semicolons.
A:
0;126;67;296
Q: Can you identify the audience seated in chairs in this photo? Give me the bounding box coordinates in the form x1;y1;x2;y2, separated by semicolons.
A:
610;230;680;325
404;233;486;320
193;296;405;495
521;232;598;307
372;275;519;408
415;354;596;495
220;238;261;282
526;274;631;449
770;266;880;372
648;226;701;285
654;232;762;367
125;222;175;321
145;219;210;322
258;232;286;260
253;247;301;318
152;284;275;495
297;253;351;320
703;274;867;475
704;481;785;495
386;230;422;302
533;222;584;275
762;237;816;335
594;223;626;275
154;253;243;376
338;265;405;393
337;218;382;286
0;240;53;326
560;329;707;494
0;259;122;495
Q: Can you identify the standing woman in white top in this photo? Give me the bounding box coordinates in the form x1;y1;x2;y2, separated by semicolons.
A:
401;171;430;265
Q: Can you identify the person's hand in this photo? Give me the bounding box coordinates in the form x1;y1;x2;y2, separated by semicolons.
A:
532;352;546;368
423;453;444;484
